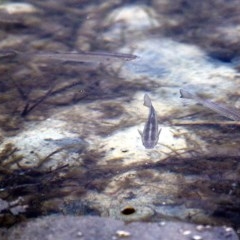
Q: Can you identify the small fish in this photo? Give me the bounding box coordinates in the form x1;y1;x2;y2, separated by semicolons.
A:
139;94;161;149
25;51;138;63
180;89;240;121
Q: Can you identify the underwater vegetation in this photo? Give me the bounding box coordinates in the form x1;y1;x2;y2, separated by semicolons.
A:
0;141;240;233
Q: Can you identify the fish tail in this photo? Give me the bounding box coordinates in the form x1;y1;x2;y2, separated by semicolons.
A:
144;94;152;107
179;89;195;99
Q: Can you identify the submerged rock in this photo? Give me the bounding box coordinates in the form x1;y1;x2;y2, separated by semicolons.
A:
5;215;239;240
107;200;155;221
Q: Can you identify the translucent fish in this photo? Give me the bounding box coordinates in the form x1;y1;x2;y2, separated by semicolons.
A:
138;94;161;149
180;89;240;121
26;51;138;63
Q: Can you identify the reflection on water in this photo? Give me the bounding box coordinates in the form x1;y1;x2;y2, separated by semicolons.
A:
0;0;240;237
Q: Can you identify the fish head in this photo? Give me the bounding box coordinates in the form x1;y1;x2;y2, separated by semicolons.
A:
142;136;159;149
142;128;161;149
143;141;156;149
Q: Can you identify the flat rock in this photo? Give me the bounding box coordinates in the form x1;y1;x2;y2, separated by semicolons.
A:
5;215;239;240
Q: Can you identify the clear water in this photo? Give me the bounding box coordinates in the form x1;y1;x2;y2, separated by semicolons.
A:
0;0;240;237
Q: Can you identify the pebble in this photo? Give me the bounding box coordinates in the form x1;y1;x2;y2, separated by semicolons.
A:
182;230;191;235
115;230;131;238
191;235;203;240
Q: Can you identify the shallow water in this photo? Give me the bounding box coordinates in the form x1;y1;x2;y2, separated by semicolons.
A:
0;0;240;237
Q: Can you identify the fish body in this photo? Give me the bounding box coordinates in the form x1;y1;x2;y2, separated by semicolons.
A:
180;89;240;121
139;94;161;149
28;51;137;63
